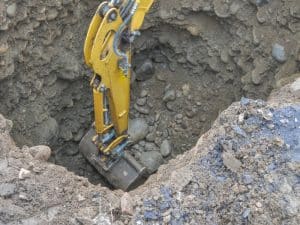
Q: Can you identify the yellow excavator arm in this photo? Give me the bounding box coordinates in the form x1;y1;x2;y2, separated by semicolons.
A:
79;0;154;190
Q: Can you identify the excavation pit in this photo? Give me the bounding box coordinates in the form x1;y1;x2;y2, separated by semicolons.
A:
0;0;299;189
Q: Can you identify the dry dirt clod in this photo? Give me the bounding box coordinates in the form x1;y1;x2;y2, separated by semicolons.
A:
18;168;31;180
121;193;134;215
222;151;242;173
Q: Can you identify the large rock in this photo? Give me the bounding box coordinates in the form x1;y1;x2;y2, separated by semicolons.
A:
140;151;163;174
135;59;155;81
29;145;52;161
33;117;58;145
128;118;149;143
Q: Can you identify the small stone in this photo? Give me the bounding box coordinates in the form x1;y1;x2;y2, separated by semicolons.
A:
136;98;147;106
163;90;176;103
238;113;245;124
0;42;9;54
19;192;30;201
182;84;190;96
291;77;300;91
279;178;292;193
77;194;85;202
140;90;148;98
160;139;172;157
128;118;149;143
134;104;150;114
0;183;16;197
255;202;262;208
121;193;134;215
222;151;242;172
144;142;157;151
272;43;287;63
140;151;163;174
6;3;17;17
242;208;251;218
243;173;253;184
146;132;155;142
240;97;250;106
256;0;270;7
19;168;31;180
29;145;52;161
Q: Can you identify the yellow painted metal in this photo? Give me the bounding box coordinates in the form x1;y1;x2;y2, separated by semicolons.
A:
101;135;128;154
83;0;154;154
84;2;106;68
131;0;154;31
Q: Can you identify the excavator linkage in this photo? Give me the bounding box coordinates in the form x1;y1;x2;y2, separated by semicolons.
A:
79;0;153;190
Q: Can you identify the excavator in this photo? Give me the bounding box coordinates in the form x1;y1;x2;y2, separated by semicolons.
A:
79;0;154;190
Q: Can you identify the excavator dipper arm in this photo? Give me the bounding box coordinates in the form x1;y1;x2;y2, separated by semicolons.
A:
79;0;153;190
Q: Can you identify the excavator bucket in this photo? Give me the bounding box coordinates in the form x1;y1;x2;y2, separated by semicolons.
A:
79;128;146;190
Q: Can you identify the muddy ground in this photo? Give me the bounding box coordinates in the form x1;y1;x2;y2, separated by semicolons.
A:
0;0;299;183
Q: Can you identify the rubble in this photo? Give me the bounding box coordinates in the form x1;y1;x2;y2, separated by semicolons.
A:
0;0;299;224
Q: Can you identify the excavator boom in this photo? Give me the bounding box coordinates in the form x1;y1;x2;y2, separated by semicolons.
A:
79;0;153;190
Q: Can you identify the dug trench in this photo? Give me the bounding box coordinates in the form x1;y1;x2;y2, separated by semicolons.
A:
0;0;299;187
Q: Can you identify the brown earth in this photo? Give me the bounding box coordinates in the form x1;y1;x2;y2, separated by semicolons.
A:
0;0;299;182
0;0;300;224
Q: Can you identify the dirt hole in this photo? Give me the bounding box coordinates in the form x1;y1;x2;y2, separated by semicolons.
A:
1;0;296;188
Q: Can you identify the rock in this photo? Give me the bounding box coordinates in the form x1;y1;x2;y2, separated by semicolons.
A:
170;167;193;191
121;193;134;215
146;132;156;142
144;142;157;151
290;77;300;91
163;90;176;103
136;98;147;106
255;202;262;208
242;208;251;218
135;59;155;81
256;0;270;7
6;3;17;18
0;114;13;133
222;151;242;172
140;151;163;174
19;168;31;180
33;117;58;144
272;43;287;63
140;90;148;98
213;0;230;18
77;194;85;202
134;104;150;114
130;70;137;84
243;173;253;184
160;139;172;157
128;118;149;143
29;145;52;161
0;183;16;197
279;178;292;194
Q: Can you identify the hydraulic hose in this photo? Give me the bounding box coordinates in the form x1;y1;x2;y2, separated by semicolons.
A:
113;1;138;73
